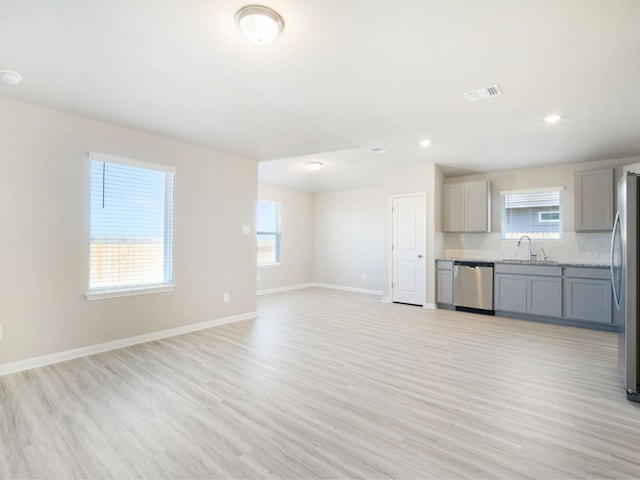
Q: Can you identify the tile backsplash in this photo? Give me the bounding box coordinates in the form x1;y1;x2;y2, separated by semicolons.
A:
438;232;611;265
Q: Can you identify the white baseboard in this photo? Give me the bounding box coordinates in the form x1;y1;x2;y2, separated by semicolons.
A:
380;298;435;308
257;282;383;297
312;283;383;296
256;283;314;296
0;311;257;377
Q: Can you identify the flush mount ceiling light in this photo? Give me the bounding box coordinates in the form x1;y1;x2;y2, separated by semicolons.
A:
235;5;284;45
305;161;324;171
544;114;562;123
0;70;22;85
419;139;432;147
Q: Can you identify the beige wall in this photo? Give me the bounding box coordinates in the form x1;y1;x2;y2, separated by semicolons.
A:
427;163;444;305
313;186;385;292
446;156;640;232
0;97;257;366
257;184;313;291
381;164;440;305
443;156;640;263
266;165;440;303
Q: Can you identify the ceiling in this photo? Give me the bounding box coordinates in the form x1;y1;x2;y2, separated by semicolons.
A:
1;0;639;192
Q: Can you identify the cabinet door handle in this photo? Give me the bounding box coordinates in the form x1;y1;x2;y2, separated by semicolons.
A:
418;254;424;258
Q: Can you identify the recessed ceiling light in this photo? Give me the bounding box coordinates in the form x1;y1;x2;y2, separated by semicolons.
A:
235;5;284;45
305;161;323;171
419;139;432;147
0;70;22;85
544;114;561;123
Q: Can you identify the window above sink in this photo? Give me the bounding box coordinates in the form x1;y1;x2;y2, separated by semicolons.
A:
500;187;564;240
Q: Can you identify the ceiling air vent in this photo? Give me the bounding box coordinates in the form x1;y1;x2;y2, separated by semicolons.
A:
464;84;502;102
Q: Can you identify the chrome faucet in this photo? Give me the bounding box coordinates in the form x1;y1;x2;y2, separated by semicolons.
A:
517;235;534;261
539;247;549;262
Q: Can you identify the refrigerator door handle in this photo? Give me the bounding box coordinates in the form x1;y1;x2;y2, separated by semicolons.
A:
611;211;621;309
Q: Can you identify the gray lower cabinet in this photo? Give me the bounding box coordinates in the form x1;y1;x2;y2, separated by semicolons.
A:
527;276;562;317
563;267;612;324
436;261;454;305
494;273;527;313
494;263;612;327
494;264;562;317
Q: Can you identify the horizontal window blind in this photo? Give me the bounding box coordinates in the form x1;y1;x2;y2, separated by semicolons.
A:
256;200;281;265
89;153;175;293
501;189;562;240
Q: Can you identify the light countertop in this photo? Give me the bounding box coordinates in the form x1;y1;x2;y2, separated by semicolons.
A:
436;258;610;269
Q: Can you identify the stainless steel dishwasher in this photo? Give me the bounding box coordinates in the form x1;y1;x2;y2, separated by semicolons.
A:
453;260;495;315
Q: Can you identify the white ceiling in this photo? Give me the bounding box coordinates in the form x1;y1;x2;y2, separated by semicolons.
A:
1;0;639;192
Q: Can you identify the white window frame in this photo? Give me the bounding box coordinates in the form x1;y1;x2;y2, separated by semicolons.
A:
256;200;281;267
500;186;564;240
86;152;176;300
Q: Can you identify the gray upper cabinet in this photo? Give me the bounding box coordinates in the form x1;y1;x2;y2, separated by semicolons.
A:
575;168;614;231
443;183;465;232
444;181;491;232
466;182;491;232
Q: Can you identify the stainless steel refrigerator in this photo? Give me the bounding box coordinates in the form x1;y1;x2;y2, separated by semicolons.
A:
611;171;640;402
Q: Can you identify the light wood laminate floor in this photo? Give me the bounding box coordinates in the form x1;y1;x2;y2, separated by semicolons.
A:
1;288;640;479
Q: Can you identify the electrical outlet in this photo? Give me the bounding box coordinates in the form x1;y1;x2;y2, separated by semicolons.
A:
223;292;230;303
242;225;251;235
361;273;366;280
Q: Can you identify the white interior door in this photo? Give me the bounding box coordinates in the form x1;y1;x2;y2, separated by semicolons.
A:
392;195;426;306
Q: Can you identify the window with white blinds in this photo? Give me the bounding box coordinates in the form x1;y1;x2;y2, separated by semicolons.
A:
256;200;281;265
500;187;563;240
88;152;175;298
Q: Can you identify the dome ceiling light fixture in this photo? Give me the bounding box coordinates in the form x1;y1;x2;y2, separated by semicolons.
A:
235;5;284;45
0;69;22;85
305;161;324;171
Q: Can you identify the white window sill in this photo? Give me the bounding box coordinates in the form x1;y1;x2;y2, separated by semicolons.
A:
86;284;176;301
257;263;281;269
